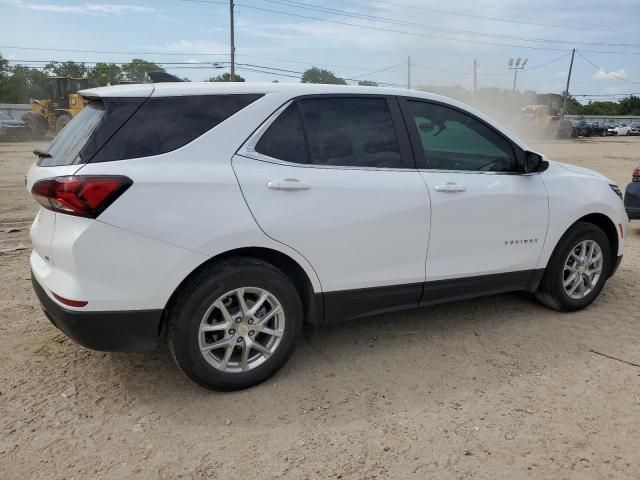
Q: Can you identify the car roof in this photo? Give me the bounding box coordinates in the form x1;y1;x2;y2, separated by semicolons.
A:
81;81;450;102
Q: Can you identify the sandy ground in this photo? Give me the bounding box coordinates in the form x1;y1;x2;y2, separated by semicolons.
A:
1;137;639;479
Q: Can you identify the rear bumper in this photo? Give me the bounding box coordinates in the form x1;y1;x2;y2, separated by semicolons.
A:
32;273;162;352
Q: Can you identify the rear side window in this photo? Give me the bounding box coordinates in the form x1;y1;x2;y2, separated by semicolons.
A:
91;94;262;162
299;97;401;168
255;103;308;164
39;101;105;167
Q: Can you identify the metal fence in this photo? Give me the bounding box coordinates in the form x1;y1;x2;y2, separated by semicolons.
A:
565;115;640;126
0;103;31;120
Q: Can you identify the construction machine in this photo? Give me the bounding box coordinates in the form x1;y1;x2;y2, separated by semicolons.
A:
521;104;573;139
22;77;88;139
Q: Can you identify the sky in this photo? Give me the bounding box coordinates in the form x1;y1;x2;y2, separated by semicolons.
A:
1;0;639;101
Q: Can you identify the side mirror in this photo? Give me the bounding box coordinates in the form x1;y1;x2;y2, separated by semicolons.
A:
524;151;549;173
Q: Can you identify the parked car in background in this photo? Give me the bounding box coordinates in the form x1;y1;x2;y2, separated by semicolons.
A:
571;121;606;138
624;164;640;219
0;111;30;140
630;124;640;136
607;123;632;136
590;122;608;137
27;83;628;390
571;120;592;137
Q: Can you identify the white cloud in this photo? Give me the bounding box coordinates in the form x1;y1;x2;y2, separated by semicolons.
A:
162;40;229;55
8;1;154;15
594;68;626;80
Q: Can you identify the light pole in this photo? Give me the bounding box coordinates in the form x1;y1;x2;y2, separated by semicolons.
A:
508;57;527;92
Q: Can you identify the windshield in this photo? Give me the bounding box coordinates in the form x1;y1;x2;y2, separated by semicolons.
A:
0;111;11;120
39;101;105;167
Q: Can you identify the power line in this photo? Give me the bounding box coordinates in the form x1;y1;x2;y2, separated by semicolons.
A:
368;0;639;36
349;62;405;80
577;50;640;84
0;44;228;57
256;0;640;48
0;45;406;73
180;0;573;52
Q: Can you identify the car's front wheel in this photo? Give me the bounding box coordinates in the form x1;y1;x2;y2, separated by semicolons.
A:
535;222;612;311
168;258;302;390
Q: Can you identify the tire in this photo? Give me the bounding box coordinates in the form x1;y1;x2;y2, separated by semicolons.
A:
21;112;46;140
168;257;303;390
55;114;72;133
535;222;612;312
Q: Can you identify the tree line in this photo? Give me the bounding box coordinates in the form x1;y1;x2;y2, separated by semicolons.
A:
1;55;638;116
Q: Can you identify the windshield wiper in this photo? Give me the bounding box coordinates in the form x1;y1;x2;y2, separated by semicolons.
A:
33;149;52;158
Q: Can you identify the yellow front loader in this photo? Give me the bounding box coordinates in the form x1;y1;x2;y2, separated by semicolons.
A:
22;77;88;139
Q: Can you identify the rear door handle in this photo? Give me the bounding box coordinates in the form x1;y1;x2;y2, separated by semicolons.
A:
267;179;311;191
434;182;466;193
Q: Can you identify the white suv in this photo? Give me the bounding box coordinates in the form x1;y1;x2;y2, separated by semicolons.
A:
28;83;628;390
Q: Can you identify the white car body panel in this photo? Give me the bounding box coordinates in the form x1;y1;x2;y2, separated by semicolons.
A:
420;170;548;281
26;82;627;318
233;154;430;291
538;161;627;264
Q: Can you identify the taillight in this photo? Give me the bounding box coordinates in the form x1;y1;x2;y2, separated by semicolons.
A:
633;165;640;182
31;175;132;218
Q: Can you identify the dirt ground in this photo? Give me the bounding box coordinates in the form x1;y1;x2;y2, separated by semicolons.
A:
1;137;639;479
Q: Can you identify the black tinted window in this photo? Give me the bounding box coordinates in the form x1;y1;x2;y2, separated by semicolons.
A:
299;97;401;168
406;100;517;172
255;103;308;163
39;101;105;167
92;94;262;162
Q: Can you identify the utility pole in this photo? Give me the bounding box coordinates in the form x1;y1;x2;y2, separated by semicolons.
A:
473;59;478;93
508;57;527;92
560;48;576;120
230;0;235;80
407;55;411;90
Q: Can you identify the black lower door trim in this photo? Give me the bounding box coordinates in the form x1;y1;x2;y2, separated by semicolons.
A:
320;269;544;325
322;282;423;324
420;269;542;306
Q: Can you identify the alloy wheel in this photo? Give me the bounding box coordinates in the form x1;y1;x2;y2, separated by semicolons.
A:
198;287;285;373
562;240;603;300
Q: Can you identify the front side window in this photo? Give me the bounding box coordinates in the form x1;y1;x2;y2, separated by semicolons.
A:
405;100;518;172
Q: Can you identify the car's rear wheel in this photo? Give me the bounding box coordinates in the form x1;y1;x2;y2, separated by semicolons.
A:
535;222;611;311
168;257;302;390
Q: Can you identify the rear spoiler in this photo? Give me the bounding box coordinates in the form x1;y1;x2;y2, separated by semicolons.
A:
147;71;184;83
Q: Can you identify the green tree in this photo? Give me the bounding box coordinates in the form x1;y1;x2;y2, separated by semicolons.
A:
122;59;164;83
44;61;88;78
562;93;581;115
206;72;245;82
87;63;122;87
618;95;640;115
301;67;346;85
579;101;619;116
0;64;48;103
358;80;378;86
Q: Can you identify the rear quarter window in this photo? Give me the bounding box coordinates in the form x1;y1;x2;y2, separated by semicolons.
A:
91;94;262;162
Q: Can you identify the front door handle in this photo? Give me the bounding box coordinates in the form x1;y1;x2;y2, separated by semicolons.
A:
267;179;311;191
434;182;466;193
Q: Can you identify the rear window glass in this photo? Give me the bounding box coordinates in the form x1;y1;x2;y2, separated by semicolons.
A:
39;101;105;167
91;94;262;162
